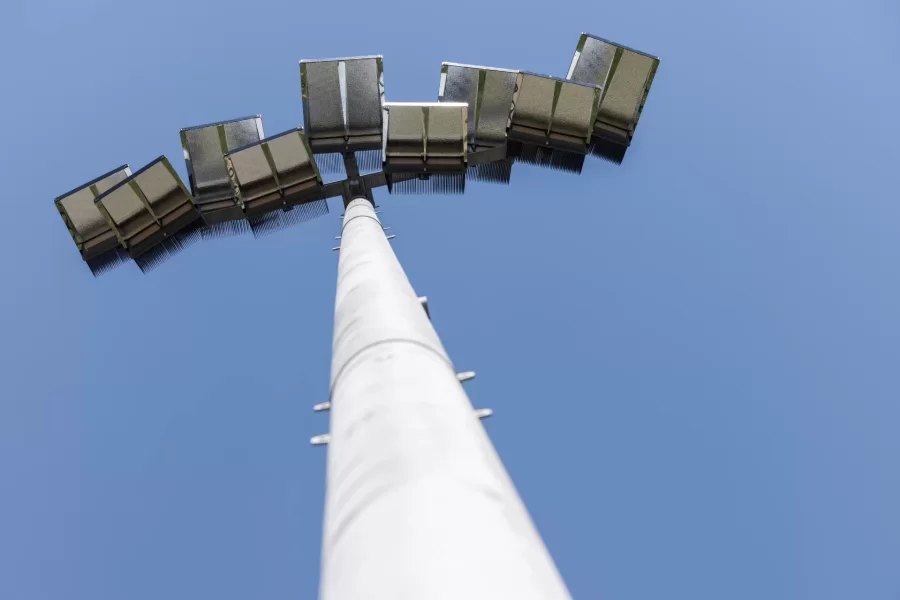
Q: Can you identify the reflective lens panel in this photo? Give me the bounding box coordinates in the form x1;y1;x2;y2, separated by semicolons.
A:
266;129;320;190
302;60;345;137
553;79;600;138
181;116;264;203
567;33;659;134
479;69;518;146
439;63;517;149
301;56;384;151
223;118;263;150
439;64;478;140
383;102;467;160
225;128;322;205
134;160;183;217
267;129;313;175
225;128;326;236
227;143;275;195
345;58;383;136
510;72;600;145
183;126;228;193
55;166;131;251
98;181;146;230
600;50;658;131
95;157;200;257
511;73;557;132
567;34;619;88
385;103;426;157
427;103;467;157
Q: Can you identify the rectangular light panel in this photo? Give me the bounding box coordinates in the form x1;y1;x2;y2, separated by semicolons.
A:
225;128;327;236
226;128;322;211
383;102;467;164
439;62;517;151
55;165;132;274
94;156;201;258
567;33;659;161
505;72;601;174
300;56;385;153
56;166;130;254
509;72;600;149
382;102;468;195
181;116;264;205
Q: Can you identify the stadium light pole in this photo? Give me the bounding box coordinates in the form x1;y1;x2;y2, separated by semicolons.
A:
54;33;659;600
325;196;571;599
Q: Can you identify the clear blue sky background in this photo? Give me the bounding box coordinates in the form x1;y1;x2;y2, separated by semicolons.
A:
1;0;898;598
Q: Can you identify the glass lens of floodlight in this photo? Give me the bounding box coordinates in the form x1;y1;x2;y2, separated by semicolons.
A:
183;117;264;199
427;105;466;156
553;81;599;139
386;105;424;156
601;51;657;129
568;36;618;86
94;169;129;195
345;59;382;135
513;74;556;130
266;131;319;189
184;126;229;191
479;70;517;146
267;131;310;174
58;168;130;241
303;61;345;137
229;144;275;189
100;183;145;226
441;65;479;141
135;161;181;216
440;64;516;149
60;188;107;240
223;119;262;150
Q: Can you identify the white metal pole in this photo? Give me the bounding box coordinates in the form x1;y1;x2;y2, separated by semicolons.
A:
320;197;571;600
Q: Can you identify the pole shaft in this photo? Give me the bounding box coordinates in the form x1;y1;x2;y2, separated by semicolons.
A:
322;198;570;600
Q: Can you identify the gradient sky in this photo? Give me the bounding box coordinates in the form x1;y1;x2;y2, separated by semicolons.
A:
2;0;899;598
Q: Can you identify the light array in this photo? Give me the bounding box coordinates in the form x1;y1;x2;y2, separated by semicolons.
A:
55;33;659;274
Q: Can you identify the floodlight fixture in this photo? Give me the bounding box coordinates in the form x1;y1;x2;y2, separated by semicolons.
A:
225;127;328;236
566;32;660;163
300;55;385;174
55;165;133;275
438;62;518;183
180;115;264;237
55;30;661;600
93;156;202;272
382;102;468;194
506;71;601;174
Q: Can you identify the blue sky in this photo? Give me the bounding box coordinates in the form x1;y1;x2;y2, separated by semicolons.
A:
1;0;899;598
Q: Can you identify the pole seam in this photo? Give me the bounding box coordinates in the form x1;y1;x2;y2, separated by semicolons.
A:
329;337;455;400
340;213;382;234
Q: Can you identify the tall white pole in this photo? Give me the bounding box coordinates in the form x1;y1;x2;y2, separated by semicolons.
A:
320;197;571;600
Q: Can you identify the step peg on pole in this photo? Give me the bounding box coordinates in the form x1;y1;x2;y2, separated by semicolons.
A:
313;401;331;412
418;296;430;320
386;234;396;241
310;434;331;446
334;235;341;240
332;246;341;251
474;408;494;420
383;226;391;231
457;371;476;383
